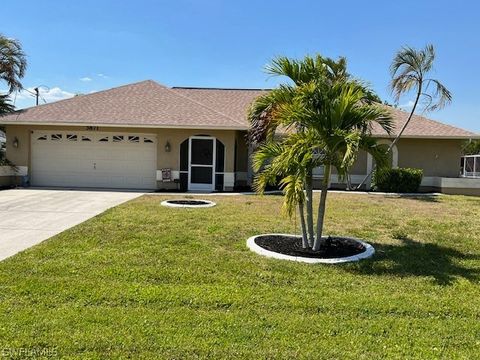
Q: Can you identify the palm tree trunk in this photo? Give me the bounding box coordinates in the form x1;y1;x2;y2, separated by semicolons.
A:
356;84;423;190
298;201;308;248
313;165;331;251
305;170;314;247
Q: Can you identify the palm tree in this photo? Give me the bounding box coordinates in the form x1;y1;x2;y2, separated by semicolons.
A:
302;82;392;249
248;55;353;246
250;55;393;250
253;131;318;248
0;34;27;93
0;34;27;168
357;44;452;189
0;34;27;135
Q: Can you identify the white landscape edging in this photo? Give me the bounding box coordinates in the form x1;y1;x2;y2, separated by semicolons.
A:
160;199;216;208
246;233;375;264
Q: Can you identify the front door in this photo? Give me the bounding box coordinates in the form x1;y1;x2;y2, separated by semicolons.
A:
188;136;215;191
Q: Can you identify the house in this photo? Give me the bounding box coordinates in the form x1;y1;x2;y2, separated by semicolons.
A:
0;80;479;194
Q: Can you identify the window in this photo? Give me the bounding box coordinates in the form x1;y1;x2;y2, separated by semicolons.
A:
143;137;154;143
81;135;92;142
37;135;47;141
113;135;124;142
98;136;109;142
51;134;62;141
128;135;140;143
66;134;78;141
313;166;325;176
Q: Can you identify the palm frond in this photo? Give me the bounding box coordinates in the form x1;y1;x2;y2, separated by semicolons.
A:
0;94;15;115
247;85;296;144
0;34;27;93
424;78;452;111
279;174;306;217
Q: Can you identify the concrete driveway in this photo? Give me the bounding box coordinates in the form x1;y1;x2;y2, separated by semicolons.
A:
0;189;143;261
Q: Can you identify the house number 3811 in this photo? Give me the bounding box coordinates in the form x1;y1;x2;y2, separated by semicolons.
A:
86;126;99;131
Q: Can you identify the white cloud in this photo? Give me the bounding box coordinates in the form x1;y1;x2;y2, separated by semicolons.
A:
97;73;108;78
14;87;75;104
399;100;415;109
80;77;92;82
40;87;76;102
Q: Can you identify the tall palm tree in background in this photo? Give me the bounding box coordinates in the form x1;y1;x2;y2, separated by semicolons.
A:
357;44;452;189
0;34;27;115
250;55;392;250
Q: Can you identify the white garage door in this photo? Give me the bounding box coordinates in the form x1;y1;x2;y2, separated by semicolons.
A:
31;131;157;189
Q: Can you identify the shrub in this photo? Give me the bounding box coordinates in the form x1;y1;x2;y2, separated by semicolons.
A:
462;140;480;155
372;167;423;193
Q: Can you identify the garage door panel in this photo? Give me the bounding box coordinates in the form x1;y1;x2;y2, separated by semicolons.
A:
31;131;157;189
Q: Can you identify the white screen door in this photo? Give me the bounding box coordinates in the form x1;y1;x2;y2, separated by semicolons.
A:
188;136;216;191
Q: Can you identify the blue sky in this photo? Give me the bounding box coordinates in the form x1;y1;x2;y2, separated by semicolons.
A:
3;0;479;132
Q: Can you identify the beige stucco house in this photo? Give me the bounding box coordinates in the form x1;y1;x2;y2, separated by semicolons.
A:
0;80;478;194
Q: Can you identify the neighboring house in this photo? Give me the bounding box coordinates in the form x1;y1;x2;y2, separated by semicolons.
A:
0;80;479;194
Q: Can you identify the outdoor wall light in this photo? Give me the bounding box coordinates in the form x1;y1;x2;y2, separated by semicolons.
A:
165;141;171;152
12;137;19;148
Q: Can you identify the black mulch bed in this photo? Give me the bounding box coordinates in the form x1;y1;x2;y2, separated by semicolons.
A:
254;235;366;259
165;200;211;206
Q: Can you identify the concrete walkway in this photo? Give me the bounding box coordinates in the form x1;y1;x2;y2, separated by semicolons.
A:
0;189;143;261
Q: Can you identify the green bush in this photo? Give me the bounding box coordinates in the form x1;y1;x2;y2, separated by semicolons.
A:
372;167;423;193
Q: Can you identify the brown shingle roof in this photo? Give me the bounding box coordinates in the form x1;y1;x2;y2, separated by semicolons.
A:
370;105;477;138
172;87;266;125
0;80;246;129
0;80;477;138
173;87;477;138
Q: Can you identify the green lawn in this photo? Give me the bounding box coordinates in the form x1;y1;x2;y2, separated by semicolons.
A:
1;193;479;359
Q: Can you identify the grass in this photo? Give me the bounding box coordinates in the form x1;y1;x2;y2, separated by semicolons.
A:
0;193;479;359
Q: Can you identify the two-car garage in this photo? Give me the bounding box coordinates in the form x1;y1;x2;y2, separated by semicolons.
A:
30;131;157;189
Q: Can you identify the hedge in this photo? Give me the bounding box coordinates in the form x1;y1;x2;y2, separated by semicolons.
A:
372;167;423;193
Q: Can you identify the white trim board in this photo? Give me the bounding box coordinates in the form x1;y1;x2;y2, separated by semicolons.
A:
0;121;248;131
3;120;475;138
